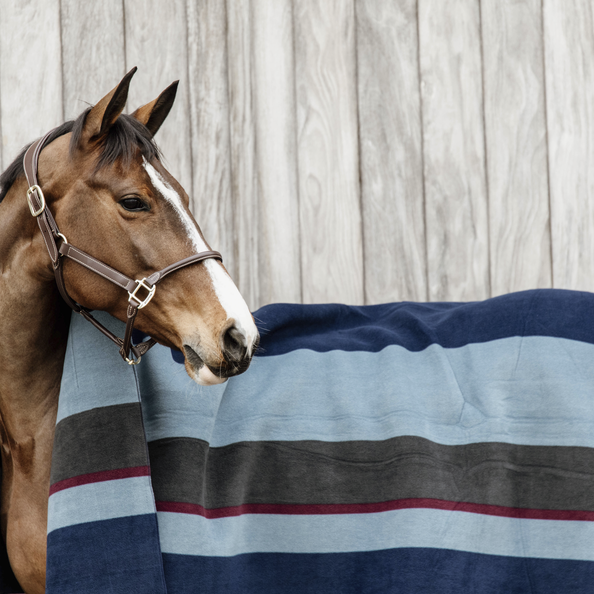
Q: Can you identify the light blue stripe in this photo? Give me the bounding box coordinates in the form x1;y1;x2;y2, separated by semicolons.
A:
57;312;141;423
157;508;594;561
137;343;225;444
138;335;594;448
62;311;594;448
47;476;156;533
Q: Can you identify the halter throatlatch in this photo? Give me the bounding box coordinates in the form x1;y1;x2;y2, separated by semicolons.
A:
23;129;222;365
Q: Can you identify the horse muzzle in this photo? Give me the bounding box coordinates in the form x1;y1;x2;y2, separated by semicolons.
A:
182;323;259;386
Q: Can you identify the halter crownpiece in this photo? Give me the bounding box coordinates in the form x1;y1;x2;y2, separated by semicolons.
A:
23;129;222;365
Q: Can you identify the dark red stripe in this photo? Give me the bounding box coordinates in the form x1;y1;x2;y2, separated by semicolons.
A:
155;498;594;521
49;466;150;495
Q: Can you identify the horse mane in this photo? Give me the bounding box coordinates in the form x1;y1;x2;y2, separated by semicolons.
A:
0;110;161;203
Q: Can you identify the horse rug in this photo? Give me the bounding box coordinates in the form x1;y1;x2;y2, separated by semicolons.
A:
3;288;594;593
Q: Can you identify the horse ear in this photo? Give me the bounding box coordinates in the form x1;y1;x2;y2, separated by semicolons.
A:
82;67;137;140
131;81;179;136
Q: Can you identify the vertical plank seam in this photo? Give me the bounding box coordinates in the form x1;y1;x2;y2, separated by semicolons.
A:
353;0;367;305
0;2;4;171
184;0;196;216
477;0;492;298
415;0;430;302
290;0;304;304
221;0;234;275
182;0;193;202
222;0;237;265
540;0;554;288
248;0;260;308
58;0;66;122
121;0;127;80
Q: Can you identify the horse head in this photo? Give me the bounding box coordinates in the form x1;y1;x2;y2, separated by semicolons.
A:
32;68;259;385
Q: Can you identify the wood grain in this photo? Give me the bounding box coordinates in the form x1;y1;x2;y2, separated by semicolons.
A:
544;0;594;291
482;0;551;295
251;0;302;305
124;0;193;201
227;0;260;310
60;0;125;121
293;0;364;305
184;0;234;280
0;0;62;170
357;0;427;303
0;61;2;170
419;0;490;301
3;0;592;305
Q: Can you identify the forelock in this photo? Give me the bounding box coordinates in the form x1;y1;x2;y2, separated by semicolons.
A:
70;110;161;170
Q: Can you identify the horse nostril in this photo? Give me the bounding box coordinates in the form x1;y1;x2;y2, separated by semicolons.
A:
183;345;204;370
222;325;248;362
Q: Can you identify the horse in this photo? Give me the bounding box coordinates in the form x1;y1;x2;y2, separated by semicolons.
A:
0;68;259;594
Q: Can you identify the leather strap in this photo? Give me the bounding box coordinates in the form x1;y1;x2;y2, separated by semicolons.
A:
54;256;82;313
59;242;137;293
23;128;223;365
146;251;222;285
24;133;61;263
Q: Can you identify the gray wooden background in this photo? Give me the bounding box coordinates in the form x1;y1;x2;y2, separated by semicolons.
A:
1;0;592;311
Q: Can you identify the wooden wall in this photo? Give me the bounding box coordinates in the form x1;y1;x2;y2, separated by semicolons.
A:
1;0;593;311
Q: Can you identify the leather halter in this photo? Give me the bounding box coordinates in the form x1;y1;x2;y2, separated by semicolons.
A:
23;129;222;365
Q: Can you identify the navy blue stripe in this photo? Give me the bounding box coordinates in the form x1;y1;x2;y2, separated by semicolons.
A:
163;548;594;594
46;515;166;594
242;289;594;355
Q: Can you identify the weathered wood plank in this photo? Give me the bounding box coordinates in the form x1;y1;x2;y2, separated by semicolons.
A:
544;0;594;291
125;0;193;205
184;0;234;280
482;0;551;295
251;0;302;305
0;0;62;170
61;0;125;121
419;0;490;301
0;69;2;171
227;0;260;310
356;0;426;304
293;0;364;305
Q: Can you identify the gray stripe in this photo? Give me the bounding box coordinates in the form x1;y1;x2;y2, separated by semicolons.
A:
148;436;594;511
51;403;148;485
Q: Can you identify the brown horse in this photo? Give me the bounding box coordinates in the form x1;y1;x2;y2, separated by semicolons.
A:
0;69;259;593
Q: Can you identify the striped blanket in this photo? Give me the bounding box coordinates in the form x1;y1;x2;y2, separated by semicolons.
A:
3;289;594;593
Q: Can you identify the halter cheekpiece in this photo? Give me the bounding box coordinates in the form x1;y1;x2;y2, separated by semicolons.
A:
23;129;222;365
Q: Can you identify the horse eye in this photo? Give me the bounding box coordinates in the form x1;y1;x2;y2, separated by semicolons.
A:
119;197;148;212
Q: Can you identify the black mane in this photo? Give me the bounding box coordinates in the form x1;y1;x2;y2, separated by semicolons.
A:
0;110;160;203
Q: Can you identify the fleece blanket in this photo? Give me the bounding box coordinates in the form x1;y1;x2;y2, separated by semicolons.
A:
3;288;594;593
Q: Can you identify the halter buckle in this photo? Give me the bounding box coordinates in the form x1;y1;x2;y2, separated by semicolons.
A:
128;278;156;309
124;353;142;365
27;185;46;217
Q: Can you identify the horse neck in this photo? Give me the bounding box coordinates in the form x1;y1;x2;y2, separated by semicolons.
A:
0;177;69;437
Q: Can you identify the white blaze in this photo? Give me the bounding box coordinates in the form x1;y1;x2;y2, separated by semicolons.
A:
143;160;258;351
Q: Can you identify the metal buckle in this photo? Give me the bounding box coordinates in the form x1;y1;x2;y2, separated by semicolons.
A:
27;185;46;217
128;278;156;309
124;353;142;365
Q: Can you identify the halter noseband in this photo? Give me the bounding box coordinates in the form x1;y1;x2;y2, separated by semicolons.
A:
23;129;222;365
